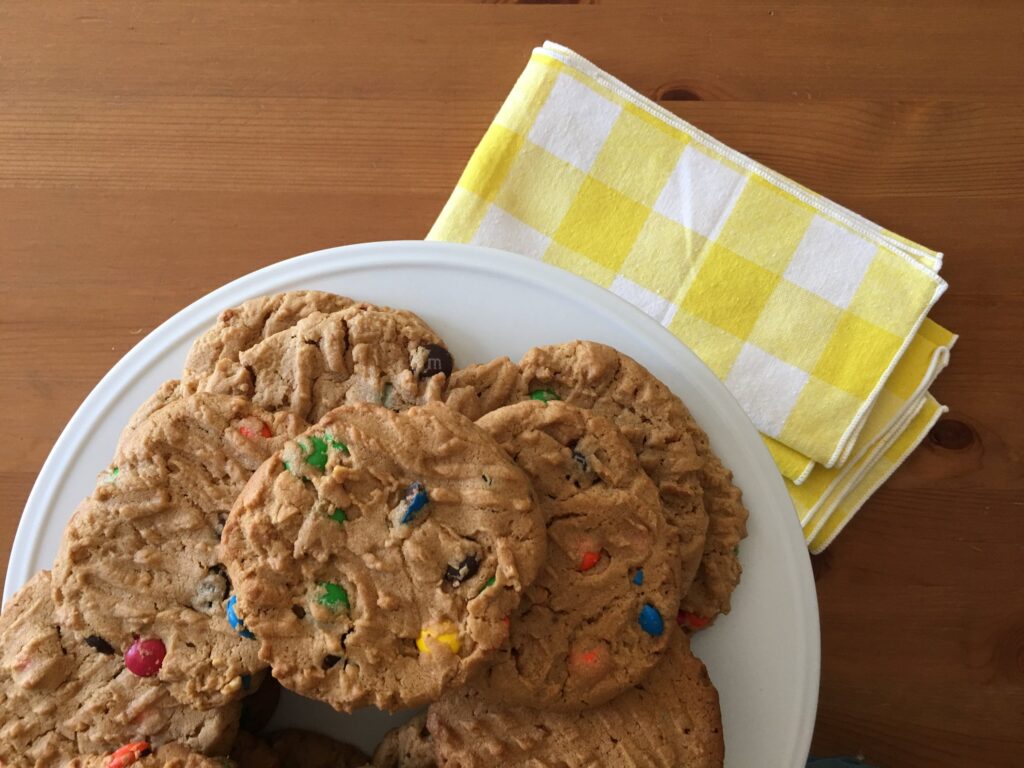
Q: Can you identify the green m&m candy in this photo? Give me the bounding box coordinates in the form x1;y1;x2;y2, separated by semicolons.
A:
529;389;560;402
317;582;349;611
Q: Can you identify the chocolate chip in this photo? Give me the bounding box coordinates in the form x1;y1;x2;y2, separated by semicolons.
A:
323;654;341;669
84;635;115;655
444;555;480;588
419;344;453;379
572;449;588;472
291;605;306;619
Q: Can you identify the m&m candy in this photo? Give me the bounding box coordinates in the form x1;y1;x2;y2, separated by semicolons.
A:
226;595;256;639
398;482;429;524
579;551;600;572
238;419;272;440
529;389;560;402
317;582;350;611
638;604;664;637
677;610;710;630
124;637;165;677
444;554;480;588
416;622;461;655
298;433;349;471
328;507;348;524
107;741;151;768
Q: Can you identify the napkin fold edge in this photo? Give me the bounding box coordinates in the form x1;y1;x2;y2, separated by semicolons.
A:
796;331;956;526
808;395;948;553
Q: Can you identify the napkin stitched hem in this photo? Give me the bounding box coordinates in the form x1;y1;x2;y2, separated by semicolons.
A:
808;397;948;554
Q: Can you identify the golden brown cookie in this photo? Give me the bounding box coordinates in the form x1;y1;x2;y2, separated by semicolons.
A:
182;290;355;395
52;394;305;709
444;341;748;623
122;292;354;440
229;729;368;768
442;357;526;422
189;303;452;422
372;714;436;768
228;731;280;768
676;453;747;626
472;400;682;710
0;573;239;768
221;402;547;712
265;730;368;768
67;742;229;768
428;631;723;768
120;379;187;450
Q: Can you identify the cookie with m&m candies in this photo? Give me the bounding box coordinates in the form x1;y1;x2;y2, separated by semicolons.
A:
372;713;436;768
182;290;355;397
471;400;682;710
186;300;455;422
221;402;546;712
52;393;304;710
428;630;723;768
120;291;354;441
0;572;240;767
442;341;748;625
519;341;747;623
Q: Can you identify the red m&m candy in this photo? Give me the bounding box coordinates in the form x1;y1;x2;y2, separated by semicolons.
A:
238;419;272;440
107;741;151;768
568;645;609;676
578;551;600;572
677;610;710;630
124;637;166;677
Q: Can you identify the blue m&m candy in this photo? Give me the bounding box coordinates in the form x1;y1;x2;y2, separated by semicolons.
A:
638;603;664;637
399;482;429;524
226;595;255;640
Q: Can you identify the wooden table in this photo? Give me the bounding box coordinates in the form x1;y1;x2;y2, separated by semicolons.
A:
2;2;1021;765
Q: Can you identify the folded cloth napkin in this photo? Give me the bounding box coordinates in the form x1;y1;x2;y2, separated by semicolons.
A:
428;41;954;549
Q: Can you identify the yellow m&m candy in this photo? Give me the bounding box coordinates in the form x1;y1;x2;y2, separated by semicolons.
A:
416;623;461;655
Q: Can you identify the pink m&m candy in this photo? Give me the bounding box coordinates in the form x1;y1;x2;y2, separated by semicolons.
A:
124;637;165;677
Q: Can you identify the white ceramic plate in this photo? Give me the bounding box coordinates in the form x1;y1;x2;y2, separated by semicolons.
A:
4;241;818;766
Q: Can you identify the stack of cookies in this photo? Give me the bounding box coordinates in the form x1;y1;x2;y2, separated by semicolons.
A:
0;291;748;768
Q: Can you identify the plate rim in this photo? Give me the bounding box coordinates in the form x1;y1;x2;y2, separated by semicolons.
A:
4;239;819;765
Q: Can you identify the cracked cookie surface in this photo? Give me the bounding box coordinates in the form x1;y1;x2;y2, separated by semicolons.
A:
122;292;354;438
372;713;436;767
182;290;355;396
189;303;452;422
221;402;547;712
67;742;231;768
0;572;239;768
428;631;723;768
473;400;681;710
52;394;305;709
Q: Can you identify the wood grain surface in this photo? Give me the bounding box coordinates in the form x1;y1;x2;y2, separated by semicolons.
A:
1;2;1021;765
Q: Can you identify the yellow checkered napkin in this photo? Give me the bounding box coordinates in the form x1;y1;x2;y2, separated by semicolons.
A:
428;42;953;548
807;394;948;553
764;318;955;484
793;319;956;550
